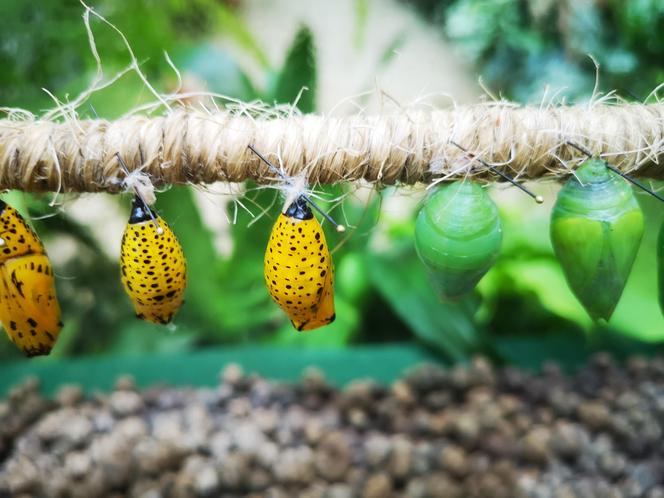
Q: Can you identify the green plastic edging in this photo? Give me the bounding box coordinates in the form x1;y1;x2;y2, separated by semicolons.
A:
0;343;440;396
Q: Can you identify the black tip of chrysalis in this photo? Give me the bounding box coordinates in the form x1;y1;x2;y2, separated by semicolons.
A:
285;196;313;220
129;195;156;224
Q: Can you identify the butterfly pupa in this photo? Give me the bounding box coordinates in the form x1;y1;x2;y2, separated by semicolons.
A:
415;181;503;299
120;195;187;324
0;200;62;357
551;157;644;321
415;143;541;299
264;196;336;331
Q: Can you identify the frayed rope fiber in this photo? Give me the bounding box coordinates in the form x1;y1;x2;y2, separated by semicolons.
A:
0;103;663;192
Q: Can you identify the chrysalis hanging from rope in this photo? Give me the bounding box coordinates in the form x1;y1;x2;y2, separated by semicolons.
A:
248;145;344;331
0;201;62;356
415;142;541;300
551;143;647;321
117;154;188;325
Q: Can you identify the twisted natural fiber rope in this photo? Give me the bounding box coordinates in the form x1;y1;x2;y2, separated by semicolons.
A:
0;103;662;192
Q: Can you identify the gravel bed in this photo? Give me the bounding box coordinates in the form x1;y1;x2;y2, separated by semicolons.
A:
1;354;663;498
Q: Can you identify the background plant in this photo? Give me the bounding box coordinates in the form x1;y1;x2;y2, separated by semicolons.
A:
0;0;662;367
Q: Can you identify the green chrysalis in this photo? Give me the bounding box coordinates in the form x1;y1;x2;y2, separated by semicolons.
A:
551;157;644;321
415;181;502;299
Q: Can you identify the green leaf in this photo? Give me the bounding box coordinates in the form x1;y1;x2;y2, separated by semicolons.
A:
215;3;270;68
367;246;482;361
173;42;258;101
354;0;369;48
106;321;196;355
377;31;408;69
480;258;593;330
272;25;317;113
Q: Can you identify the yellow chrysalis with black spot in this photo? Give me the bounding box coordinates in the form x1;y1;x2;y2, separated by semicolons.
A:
120;196;187;324
264;196;335;331
0;200;62;357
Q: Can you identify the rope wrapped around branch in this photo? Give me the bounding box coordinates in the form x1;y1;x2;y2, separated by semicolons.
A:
0;103;662;193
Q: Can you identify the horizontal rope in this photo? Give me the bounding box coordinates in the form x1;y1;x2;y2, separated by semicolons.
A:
0;103;662;193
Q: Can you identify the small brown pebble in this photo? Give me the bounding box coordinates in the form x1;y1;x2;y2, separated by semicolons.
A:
599;451;626;479
548;388;579;417
364;434;391;467
577;401;611;430
315;432;351;481
228;397;251;417
348;407;369;428
497;394;523;416
388;436;413;479
218;452;251;489
56;384;84;407
305;419;324;444
36;409;93;447
438;444;469;478
114;375;136;391
262;489;288;498
340;380;379;411
521;426;551;465
467;471;510;498
423;390;451;409
109;390;144;417
425;472;462;498
405;477;427;498
299;483;327;498
450;364;471;390
452;415;480;446
550;422;586;460
134;439;187;476
193;463;219;496
64;451;91;479
362;473;393;498
275;446;314;484
411;442;433;475
553;484;577;498
247;468;272;491
302;366;328;390
391;380;416;406
469;355;495;385
221;363;244;386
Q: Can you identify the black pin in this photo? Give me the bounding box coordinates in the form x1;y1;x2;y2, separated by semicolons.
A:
247;144;346;232
566;141;664;203
450;141;544;203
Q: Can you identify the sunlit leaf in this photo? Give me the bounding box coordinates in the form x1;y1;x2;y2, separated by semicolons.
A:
272;25;317;113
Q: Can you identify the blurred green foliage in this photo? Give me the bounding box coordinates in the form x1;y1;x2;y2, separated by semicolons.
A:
406;0;664;101
0;0;662;368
